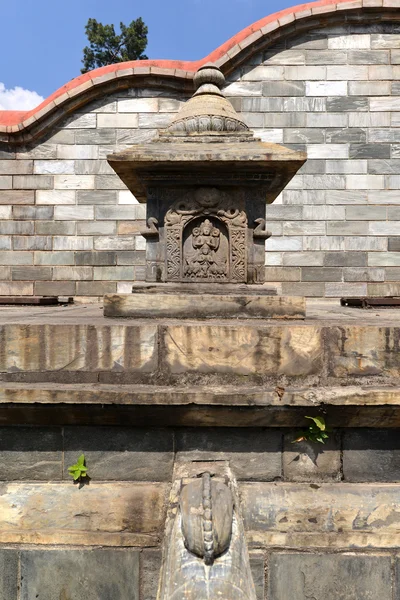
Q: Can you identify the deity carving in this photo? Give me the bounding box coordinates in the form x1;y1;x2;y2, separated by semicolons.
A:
184;219;228;280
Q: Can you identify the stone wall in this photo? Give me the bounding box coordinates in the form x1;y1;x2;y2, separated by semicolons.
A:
1;425;400;599
1;19;400;297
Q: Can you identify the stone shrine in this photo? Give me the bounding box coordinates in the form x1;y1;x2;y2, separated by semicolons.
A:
105;63;306;318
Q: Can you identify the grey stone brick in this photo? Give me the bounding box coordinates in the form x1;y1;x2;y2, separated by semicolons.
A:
369;252;400;266
327;65;368;80
33;160;74;174
346;205;386;220
0;550;18;600
327;221;369;235
0;266;10;279
77;221;116;235
368;159;400;174
54;206;94;220
350;81;391;96
64;427;174;481
176;428;282;481
283;252;324;266
94;236;136;251
140;551;162;600
282;282;325;296
263;113;306;127
76;281;117;295
74;159;114;175
0;176;12;189
262;81;305;96
345;237;387;251
369;222;400;235
306;113;348;128
0;237;11;250
0;427;62;479
326;159;367;174
57;145;98;159
138;113;172;128
241;112;263;128
306;81;347;96
0;281;33;295
287;34;328;50
54;174;95;190
116;251;146;265
264;267;300;281
116;128;158;144
75;251;116;266
20;549;139;600
134;265;146;280
283;97;326;111
264;49;305;64
298;159;326;174
284;65;326;80
328;34;370;50
0;160;33;174
265;205;302;220
266;237;302;252
306;49;346;64
388;238;400;251
53;236;93;250
12;206;53;220
158;98;183;112
371;33;400;48
325;128;366;143
346;174;384;189
303;173;346;187
241;97;283;112
0;190;34;204
64;113;96;128
53;267;93;281
283;432;341;482
12;266;52;281
324;252;368;267
348;49;389;63
95;205;137;220
34;281;76;295
325;282;367;296
344;267;385;281
93;266;135;280
0;251;33;265
13;175;53;189
76;190;117;205
350;144;391;159
302;206;345;220
283;222;326;235
370;96;400;111
369;129;400;143
35;221;76;235
97;113;138;128
45;130;75;145
344;429;400;482
302;267;342;281
268;554;391;600
13;236;52;251
283;128;324;143
249;555;265;600
0;221;33;235
0;150;15;159
349;112;390;127
35;251;74;266
36;190;76;205
75;129;117;144
95;174;127;190
385;268;400;280
223;81;262;96
326;96;369;112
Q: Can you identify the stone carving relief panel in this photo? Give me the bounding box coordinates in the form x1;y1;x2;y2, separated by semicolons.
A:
164;187;248;283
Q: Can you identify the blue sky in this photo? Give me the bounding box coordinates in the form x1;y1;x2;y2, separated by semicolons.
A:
0;0;302;109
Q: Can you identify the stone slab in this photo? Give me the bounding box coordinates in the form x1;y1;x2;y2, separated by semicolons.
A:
104;292;306;319
268;553;391;600
343;429;400;481
242;482;400;548
283;432;341;482
0;482;167;546
0;384;400;427
20;549;139;600
0;550;18;600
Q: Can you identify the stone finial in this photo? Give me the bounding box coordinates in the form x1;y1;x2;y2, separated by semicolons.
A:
166;64;249;134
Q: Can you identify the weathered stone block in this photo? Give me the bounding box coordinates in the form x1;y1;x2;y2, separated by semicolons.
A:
343;429;400;482
268;553;391;600
76;281;117;295
163;324;323;378
13;236;52;251
77;190;117;204
302;267;342;281
20;549;140;600
13;175;53;189
12;266;52;281
306;81;347;96
324;252;367;267
140;550;162;600
77;221;116;235
283;433;341;482
0;550;18;600
35;221;76;235
12;206;53;220
34;281;76;296
262;81;305;96
0;426;62;480
326;96;369;111
175;428;282;481
35;251;74;265
64;426;174;481
75;251;116;266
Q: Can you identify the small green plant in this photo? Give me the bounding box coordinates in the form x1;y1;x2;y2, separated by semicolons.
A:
292;416;331;445
68;454;88;482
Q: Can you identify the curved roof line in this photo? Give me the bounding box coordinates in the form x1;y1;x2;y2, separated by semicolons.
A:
0;0;397;142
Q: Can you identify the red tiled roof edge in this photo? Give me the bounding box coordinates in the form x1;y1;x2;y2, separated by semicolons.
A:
0;0;392;133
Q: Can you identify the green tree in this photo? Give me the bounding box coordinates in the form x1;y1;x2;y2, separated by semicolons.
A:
81;17;148;74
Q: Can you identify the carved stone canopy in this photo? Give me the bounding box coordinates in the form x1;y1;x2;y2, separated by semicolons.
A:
107;64;306;285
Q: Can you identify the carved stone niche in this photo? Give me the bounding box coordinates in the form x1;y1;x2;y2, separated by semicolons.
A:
164;188;248;284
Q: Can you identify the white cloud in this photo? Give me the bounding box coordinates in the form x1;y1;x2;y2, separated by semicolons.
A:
0;83;44;111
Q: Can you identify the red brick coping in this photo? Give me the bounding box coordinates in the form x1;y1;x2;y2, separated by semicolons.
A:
1;0;398;142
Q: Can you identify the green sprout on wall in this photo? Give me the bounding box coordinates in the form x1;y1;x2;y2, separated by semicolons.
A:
292;416;331;445
68;454;89;482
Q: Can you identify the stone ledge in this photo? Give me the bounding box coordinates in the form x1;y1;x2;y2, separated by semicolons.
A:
0;383;399;426
104;293;305;319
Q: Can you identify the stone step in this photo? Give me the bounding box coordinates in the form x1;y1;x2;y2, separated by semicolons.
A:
0;382;400;426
